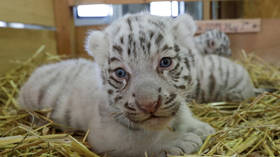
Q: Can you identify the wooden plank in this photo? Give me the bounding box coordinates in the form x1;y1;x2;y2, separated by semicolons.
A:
243;0;280;18
70;0;147;5
196;19;261;34
219;1;242;19
0;0;55;26
53;0;76;55
203;0;211;20
68;0;75;6
0;28;57;74
69;0;238;5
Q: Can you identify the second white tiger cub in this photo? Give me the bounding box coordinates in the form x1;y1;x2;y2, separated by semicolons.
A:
195;29;231;57
19;13;260;157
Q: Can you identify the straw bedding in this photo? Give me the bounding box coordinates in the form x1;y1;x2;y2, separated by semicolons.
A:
0;47;279;157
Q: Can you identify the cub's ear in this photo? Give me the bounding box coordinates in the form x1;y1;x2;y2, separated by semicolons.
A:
85;30;109;66
172;14;197;37
172;14;197;48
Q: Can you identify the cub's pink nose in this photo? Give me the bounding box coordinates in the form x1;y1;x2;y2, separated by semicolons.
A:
136;100;159;113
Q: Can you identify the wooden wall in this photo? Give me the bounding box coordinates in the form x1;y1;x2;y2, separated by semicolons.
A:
0;0;55;26
243;0;280;18
0;0;57;74
0;28;57;74
230;19;280;64
68;0;217;5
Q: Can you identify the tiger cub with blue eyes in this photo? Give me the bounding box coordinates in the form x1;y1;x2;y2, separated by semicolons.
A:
19;13;260;157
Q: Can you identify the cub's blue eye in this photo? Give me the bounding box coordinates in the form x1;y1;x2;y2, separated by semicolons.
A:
115;68;127;78
159;57;172;68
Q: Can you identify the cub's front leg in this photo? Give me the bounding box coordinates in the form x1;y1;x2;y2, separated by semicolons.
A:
87;103;214;157
157;104;215;156
158;132;203;156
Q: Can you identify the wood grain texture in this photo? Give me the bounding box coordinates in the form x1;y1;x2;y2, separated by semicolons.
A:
70;0;148;5
53;0;76;55
219;1;242;19
196;19;261;34
68;0;75;6
74;19;280;65
203;0;211;20
0;0;55;26
230;19;280;65
243;0;280;18
0;28;57;74
69;0;236;5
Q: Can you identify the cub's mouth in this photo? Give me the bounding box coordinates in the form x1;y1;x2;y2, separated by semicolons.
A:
138;114;175;130
139;114;171;123
125;104;180;130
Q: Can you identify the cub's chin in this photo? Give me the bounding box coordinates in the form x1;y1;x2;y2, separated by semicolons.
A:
140;116;174;130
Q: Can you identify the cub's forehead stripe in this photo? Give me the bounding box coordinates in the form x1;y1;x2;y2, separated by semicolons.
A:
127;18;133;31
149;31;154;39
120;36;124;44
147;19;166;31
155;33;163;46
112;45;123;56
174;44;180;52
110;16;178;61
161;44;173;52
109;57;121;63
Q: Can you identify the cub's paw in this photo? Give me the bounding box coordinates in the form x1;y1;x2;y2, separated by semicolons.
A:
162;133;202;156
192;122;215;140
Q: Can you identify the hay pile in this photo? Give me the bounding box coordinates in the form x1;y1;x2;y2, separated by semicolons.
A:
0;47;279;156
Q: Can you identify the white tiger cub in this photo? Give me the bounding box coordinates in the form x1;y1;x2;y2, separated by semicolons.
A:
195;29;231;57
19;13;259;157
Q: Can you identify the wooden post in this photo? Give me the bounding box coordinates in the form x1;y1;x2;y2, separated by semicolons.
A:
219;1;242;19
203;0;211;20
53;0;76;55
67;0;75;6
